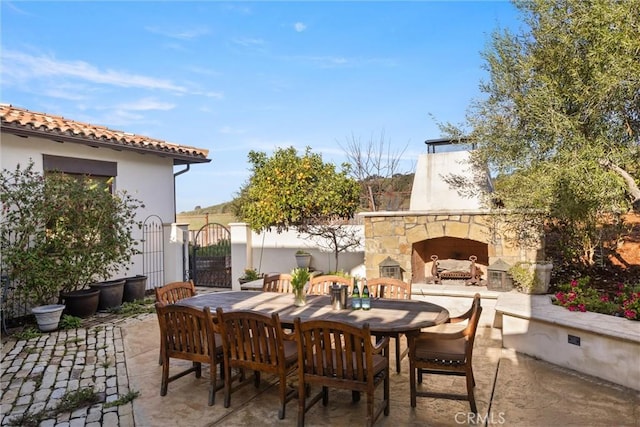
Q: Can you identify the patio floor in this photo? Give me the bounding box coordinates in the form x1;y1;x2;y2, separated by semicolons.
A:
124;314;640;426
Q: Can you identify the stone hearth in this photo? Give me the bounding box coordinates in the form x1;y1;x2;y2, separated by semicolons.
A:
362;210;544;284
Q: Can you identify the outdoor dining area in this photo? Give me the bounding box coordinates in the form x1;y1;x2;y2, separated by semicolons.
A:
115;277;640;427
148;276;482;426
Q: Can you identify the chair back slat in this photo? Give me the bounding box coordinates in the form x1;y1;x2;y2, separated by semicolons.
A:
156;303;215;363
307;275;354;295
295;319;372;383
366;278;411;300
155;281;196;304
216;309;286;371
262;274;294;293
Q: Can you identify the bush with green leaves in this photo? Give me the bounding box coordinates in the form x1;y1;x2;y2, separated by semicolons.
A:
0;161;144;304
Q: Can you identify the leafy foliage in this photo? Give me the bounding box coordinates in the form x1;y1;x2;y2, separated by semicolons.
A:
0;161;144;304
234;147;360;233
443;0;640;266
290;267;311;291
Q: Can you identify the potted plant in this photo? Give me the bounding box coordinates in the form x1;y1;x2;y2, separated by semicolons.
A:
0;162;143;318
238;268;261;284
291;267;311;306
508;261;551;294
122;275;148;302
295;250;312;269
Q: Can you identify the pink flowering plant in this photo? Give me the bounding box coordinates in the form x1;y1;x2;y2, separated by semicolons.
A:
553;277;640;320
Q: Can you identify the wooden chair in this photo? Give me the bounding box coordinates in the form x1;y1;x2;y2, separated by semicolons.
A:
366;278;412;373
294;318;390;427
154;281;197;364
154;280;196;304
408;293;482;413
155;303;223;406
215;308;298;420
262;273;294;293
307;275;353;295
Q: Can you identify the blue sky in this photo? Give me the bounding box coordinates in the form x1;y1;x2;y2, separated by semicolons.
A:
1;1;522;212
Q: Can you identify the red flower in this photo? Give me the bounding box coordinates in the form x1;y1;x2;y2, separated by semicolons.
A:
571;280;578;288
578;304;586;312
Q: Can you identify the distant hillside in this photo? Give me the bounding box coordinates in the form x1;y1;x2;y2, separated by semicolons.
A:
177;202;238;230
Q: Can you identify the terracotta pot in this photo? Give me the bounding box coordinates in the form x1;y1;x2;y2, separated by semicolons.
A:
59;288;100;318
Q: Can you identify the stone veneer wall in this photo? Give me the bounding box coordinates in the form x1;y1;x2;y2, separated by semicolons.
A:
362;210;544;282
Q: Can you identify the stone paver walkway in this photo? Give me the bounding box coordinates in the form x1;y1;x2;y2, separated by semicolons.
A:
1;313;148;427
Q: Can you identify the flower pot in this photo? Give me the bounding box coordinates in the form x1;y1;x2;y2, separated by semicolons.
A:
123;275;147;302
31;304;65;332
295;253;311;269
60;288;100;318
89;279;126;311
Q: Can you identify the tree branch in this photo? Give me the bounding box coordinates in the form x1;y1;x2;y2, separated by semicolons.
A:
599;159;640;212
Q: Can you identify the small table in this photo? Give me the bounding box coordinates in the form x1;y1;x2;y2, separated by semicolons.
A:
177;291;449;334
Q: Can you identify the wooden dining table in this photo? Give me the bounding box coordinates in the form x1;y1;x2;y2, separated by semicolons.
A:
177;291;450;334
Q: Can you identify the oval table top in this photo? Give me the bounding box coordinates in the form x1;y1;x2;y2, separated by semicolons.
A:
177;290;449;334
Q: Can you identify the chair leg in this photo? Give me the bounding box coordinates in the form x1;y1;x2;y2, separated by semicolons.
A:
254;370;261;388
224;363;232;408
395;337;402;373
384;366;390;416
297;380;306;427
366;391;374;427
409;362;417;408
194;362;202;378
209;362;216;406
352;390;361;402
278;375;286;420
322;387;329;406
160;357;169;396
417;368;423;384
467;368;477;414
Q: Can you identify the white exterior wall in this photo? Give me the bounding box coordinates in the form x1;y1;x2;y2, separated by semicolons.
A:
229;223;365;290
410;151;483;211
1;133;185;282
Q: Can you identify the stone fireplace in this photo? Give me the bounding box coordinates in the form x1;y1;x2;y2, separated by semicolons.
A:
362;210;543;284
362;139;545;284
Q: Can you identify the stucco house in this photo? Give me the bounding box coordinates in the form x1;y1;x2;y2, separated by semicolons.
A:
0;103;211;290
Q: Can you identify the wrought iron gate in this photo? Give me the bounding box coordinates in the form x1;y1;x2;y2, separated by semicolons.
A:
191;223;231;287
142;215;165;290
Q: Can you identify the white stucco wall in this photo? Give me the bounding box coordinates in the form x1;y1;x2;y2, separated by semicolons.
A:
410;151;483;211
1;133;185;281
229;223;365;290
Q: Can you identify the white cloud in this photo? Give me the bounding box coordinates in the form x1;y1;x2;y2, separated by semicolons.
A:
116;98;175;111
1;49;188;93
232;37;265;47
218;126;246;135
294;22;307;32
145;26;210;40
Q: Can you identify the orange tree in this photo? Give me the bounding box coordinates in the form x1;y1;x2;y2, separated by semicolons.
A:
235;147;360;233
235;147;360;270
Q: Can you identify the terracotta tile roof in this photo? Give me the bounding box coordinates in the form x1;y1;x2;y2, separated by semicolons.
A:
0;104;210;165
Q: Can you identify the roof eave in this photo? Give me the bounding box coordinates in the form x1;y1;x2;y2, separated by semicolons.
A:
1;123;211;165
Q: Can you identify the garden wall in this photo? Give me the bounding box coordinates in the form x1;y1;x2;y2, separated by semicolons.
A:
495;293;640;391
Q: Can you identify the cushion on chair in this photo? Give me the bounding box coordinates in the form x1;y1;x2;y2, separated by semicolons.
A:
414;337;466;362
327;351;387;377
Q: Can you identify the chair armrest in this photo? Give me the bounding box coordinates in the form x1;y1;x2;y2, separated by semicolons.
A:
371;336;390;354
416;323;467;340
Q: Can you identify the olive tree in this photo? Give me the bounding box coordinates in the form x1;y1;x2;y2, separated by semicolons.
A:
234;146;361;271
442;0;640;265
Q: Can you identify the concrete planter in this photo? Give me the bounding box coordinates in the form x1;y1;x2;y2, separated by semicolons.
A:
31;304;65;332
295;253;311;269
